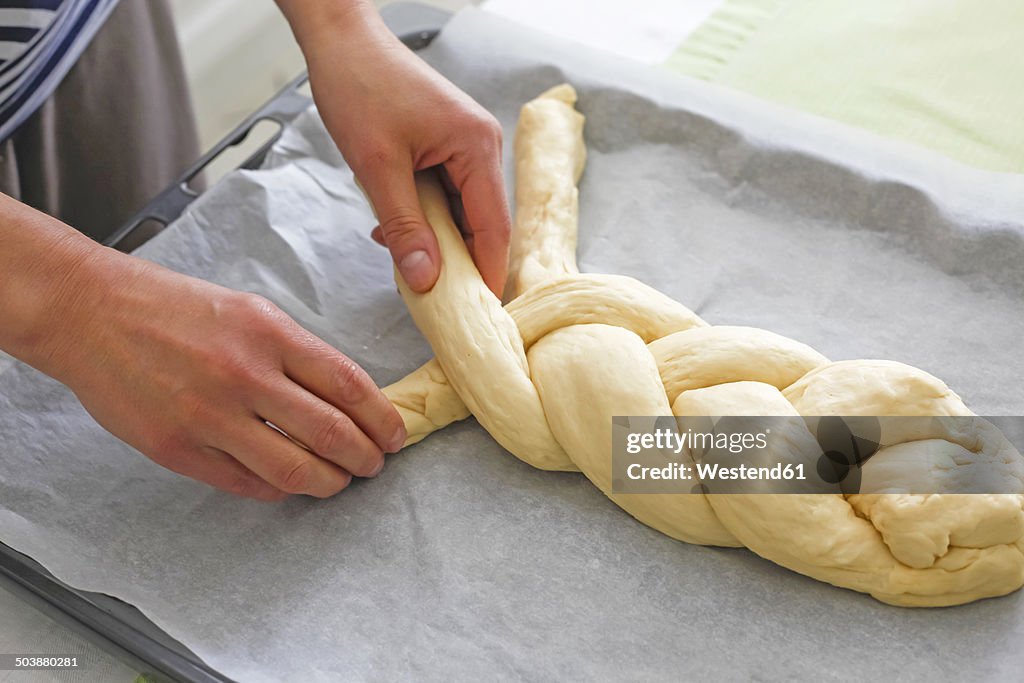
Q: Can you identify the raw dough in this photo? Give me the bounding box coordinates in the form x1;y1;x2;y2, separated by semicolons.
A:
382;85;1024;607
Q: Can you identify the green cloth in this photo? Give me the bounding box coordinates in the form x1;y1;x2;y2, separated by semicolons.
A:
665;0;1024;173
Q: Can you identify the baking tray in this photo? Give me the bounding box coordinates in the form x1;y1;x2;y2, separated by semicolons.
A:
0;4;450;682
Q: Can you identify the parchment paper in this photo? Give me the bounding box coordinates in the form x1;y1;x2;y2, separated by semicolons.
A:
2;8;1024;681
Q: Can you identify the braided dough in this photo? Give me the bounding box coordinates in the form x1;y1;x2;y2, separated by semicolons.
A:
382;85;1024;606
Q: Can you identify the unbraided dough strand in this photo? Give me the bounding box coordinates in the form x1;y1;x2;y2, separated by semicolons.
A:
506;83;586;299
383;85;1024;606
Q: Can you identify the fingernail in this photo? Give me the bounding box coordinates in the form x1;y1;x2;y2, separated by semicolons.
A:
388;425;406;453
398;250;435;291
370;458;386;477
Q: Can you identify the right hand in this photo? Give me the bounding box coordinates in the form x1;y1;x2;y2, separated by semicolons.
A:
279;0;512;297
40;249;406;501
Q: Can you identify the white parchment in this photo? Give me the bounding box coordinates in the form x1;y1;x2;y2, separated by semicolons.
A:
1;8;1023;682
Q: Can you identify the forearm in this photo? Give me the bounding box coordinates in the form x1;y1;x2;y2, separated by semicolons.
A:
0;194;117;378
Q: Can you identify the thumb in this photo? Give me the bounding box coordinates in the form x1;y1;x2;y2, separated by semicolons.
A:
361;162;441;293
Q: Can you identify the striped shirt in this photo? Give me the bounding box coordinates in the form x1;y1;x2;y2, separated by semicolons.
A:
0;0;119;142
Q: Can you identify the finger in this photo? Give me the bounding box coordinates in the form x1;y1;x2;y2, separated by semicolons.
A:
282;336;406;453
214;418;353;498
360;158;440;292
370;225;385;246
445;156;511;298
252;384;385;478
438;168;468;233
148;444;287;502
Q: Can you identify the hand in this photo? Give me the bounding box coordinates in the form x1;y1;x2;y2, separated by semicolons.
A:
280;0;511;296
39;248;406;501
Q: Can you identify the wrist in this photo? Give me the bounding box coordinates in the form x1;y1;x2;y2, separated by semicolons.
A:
0;214;133;384
0;202;88;367
36;243;139;384
277;0;389;56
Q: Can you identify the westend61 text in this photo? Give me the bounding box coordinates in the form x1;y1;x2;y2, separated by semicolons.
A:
626;461;806;481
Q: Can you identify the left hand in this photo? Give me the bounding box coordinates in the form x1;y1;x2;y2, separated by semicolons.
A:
279;0;512;297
